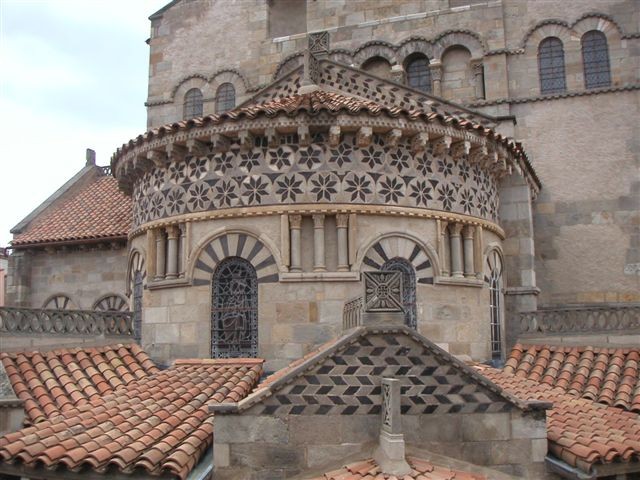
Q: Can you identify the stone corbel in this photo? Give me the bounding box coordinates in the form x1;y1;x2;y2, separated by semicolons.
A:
450;140;471;161
166;142;188;164
329;125;341;147
468;144;487;165
186;139;210;157
147;149;169;169
385;128;402;147
356;126;373;148
237;131;253;151
471;58;485;100
297;125;311;146
432;135;452;156
133;153;154;174
265;127;279;148
410;132;429;154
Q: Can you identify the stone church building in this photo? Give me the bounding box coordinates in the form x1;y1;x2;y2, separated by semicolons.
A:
1;1;639;479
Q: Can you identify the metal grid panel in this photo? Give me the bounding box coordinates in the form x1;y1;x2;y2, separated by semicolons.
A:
538;37;567;94
183;88;203;119
216;83;236;113
582;31;611;89
133;271;143;344
381;258;417;330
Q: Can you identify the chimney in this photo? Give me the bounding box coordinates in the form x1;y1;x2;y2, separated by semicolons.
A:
373;377;411;476
86;148;96;166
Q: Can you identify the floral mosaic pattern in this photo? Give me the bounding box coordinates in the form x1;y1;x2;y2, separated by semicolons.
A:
132;134;499;227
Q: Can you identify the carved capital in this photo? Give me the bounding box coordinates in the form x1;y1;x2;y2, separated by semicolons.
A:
312;214;325;228
336;213;349;228
449;223;464;236
166;225;180;239
429;62;443;81
462;225;475;240
288;214;302;229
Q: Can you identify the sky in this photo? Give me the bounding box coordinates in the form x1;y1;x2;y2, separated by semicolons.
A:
0;0;168;246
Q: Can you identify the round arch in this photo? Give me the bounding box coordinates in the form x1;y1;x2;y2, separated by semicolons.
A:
92;294;129;312
126;248;146;296
42;293;77;310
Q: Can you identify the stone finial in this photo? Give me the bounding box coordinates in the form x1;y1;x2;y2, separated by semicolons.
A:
373;378;411;476
86;148;96;166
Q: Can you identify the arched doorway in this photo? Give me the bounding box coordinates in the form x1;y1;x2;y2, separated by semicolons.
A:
381;257;417;330
211;257;258;358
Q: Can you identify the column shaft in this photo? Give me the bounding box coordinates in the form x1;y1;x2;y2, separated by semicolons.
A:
439;221;449;276
312;214;326;272
463;226;475;278
155;229;166;281
289;215;302;272
449;224;464;278
336;214;349;272
166;226;180;280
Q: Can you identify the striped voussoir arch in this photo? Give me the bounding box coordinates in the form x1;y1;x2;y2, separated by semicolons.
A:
362;236;434;284
193;233;279;286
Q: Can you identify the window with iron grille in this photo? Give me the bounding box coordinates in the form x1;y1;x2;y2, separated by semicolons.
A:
582;31;611;89
216;83;236;113
381;257;417;330
133;271;143;344
538;37;566;94
406;55;432;93
487;251;503;360
211;257;258;358
183;88;203;119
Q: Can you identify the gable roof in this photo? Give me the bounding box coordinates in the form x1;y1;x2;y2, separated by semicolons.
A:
11;167;132;248
504;344;640;412
306;456;486;480
0;357;263;480
0;344;158;425
475;364;640;477
210;325;547;416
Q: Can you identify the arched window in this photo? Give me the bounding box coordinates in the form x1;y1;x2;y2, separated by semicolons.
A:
405;54;432;93
487;250;503;360
133;271;143;344
216;83;235;113
582;31;611;89
381;257;417;330
538;37;566;94
361;56;392;80
183;88;203;119
212;257;258;358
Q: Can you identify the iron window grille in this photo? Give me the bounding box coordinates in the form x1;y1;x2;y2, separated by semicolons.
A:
582;31;611;89
216;83;236;113
133;271;143;344
381;257;417;330
183;88;203;119
488;252;503;359
538;37;567;94
406;56;432;93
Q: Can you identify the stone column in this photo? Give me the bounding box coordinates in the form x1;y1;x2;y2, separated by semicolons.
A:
179;224;186;278
166;225;180;280
449;223;464;278
155;228;166;281
429;61;443;97
312;214;326;272
289;214;302;272
5;250;32;307
438;220;449;277
472;60;485;100
336;214;349;272
463;225;475;278
373;378;411;476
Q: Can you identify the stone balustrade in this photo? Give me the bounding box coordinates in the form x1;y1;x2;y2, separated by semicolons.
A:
519;303;640;335
343;296;363;330
0;307;134;337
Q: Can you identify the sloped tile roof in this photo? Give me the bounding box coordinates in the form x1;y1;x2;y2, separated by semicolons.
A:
504;344;640;412
475;364;640;475
307;457;486;480
12;172;132;246
0;344;158;424
0;357;263;479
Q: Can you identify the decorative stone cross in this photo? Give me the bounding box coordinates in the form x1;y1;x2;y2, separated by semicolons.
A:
373;378;411;475
301;31;330;93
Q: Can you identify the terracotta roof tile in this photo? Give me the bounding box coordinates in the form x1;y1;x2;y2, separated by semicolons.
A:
12;171;132;246
475;364;640;473
0;354;263;479
504;344;640;412
0;344;158;425
306;457;486;480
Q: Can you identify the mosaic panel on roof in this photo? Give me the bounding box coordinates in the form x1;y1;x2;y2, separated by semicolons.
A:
131;133;499;227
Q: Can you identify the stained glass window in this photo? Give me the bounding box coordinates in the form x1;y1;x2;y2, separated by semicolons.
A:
406;56;432;93
216;83;235;113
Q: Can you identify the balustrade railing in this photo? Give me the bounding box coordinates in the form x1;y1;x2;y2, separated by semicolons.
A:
519;303;640;335
343;296;363;330
0;307;134;337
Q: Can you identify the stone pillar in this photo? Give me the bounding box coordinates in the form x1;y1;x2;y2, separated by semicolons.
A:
449;223;464;278
166;226;180;280
472;60;485;100
312;214;326;272
5;250;31;307
390;64;404;84
155;228;166;281
438;220;449;277
373;378;411;476
289;214;302;272
179;224;186;278
429;61;443;97
463;225;475;278
336;214;349;272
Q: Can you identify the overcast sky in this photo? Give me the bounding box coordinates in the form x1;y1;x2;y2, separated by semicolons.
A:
0;0;167;246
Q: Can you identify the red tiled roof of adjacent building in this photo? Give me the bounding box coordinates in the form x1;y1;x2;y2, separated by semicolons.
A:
306;456;486;480
11;172;132;246
0;344;158;424
504;344;640;412
475;364;640;475
0;356;263;479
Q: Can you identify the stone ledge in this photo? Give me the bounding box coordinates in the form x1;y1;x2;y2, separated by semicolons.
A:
147;277;191;290
434;276;483;288
280;271;360;282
